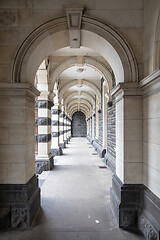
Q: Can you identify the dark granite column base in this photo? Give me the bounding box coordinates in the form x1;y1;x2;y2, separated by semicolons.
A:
104;152;116;173
51;146;63;156
110;174;160;239
60;142;66;149
86;135;93;144
92;140;106;158
0;175;40;229
68;136;72;141
110;174;142;231
35;155;54;174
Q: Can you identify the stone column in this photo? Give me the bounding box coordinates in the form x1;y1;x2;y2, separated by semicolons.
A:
51;105;62;156
110;83;143;230
90;115;93;140
64;114;68;145
66;115;69;141
35;99;54;174
0;83;40;229
87;118;89;136
66;115;71;141
69;117;72;139
59;111;65;149
93;112;96;140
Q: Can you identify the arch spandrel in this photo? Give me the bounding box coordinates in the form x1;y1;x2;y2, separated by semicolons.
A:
12;16;138;88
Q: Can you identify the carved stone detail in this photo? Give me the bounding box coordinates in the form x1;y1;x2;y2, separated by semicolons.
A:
0;175;40;229
138;216;158;240
11;207;28;228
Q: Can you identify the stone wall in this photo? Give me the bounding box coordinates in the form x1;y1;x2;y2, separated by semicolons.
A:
71;111;87;137
105;72;116;172
98;78;104;147
107;97;116;160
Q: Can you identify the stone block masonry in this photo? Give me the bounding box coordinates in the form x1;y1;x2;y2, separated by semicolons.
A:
71;111;87;137
105;72;116;172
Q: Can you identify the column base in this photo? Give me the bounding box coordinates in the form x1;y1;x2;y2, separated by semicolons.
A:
86;135;93;144
67;137;70;142
35;153;54;174
64;139;68;145
104;152;116;173
110;174;142;231
51;146;63;156
60;142;66;149
110;174;160;238
92;140;106;158
0;175;40;229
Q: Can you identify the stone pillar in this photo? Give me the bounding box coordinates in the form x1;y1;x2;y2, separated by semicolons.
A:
51;106;62;156
110;83;143;230
87;118;89;136
68;117;72;140
90;116;93;139
93;112;96;140
35;97;38;156
92;113;94;140
0;83;40;229
59;111;65;149
35;99;54;174
64;114;68;145
66;116;69;141
66;115;71;141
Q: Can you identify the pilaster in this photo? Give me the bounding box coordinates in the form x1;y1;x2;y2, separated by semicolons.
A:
0;83;40;228
110;82;143;230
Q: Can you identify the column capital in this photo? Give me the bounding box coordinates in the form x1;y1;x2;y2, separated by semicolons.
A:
48;91;56;102
111;82;142;102
0;82;40;99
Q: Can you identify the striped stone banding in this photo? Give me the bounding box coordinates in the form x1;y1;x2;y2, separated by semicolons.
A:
59;122;64;126
35;101;53;109
51;109;61;115
59;113;65;118
52;120;59;126
35;117;51;125
51;132;60;137
35;134;51;142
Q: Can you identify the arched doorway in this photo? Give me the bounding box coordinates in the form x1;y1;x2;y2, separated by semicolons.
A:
71;111;87;137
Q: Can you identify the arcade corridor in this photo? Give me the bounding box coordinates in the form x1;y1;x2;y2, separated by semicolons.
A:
0;138;144;240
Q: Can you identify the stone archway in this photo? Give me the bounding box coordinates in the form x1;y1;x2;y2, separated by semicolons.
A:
9;11;139;229
71;111;87;137
12;16;138;86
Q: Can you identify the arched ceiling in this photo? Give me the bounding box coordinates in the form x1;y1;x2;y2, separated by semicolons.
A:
47;46;109;118
58;63;102;117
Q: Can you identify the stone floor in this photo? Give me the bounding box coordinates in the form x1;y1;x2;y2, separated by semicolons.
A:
0;138;144;240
